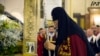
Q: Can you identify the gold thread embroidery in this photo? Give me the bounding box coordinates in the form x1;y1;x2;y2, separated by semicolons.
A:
58;37;71;56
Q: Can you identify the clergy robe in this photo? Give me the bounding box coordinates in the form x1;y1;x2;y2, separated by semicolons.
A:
37;34;45;56
51;7;95;56
57;34;87;56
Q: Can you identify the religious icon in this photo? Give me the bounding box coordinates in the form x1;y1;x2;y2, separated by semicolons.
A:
26;42;35;53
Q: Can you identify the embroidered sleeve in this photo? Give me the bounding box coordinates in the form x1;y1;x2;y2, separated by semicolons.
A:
58;37;71;56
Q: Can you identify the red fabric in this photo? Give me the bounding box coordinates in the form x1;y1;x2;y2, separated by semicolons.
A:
37;34;45;56
70;34;87;56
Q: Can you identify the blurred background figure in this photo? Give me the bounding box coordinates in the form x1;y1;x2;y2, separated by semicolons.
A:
96;25;100;56
86;29;94;42
90;25;100;56
37;28;46;56
86;28;99;56
48;26;57;42
91;25;99;36
91;25;100;50
46;26;57;56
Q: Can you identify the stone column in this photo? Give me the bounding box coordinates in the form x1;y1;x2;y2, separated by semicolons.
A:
23;0;40;56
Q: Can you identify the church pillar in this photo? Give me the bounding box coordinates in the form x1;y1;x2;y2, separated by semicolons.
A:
23;0;40;56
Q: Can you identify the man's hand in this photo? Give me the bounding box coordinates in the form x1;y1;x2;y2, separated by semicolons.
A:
44;41;55;50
